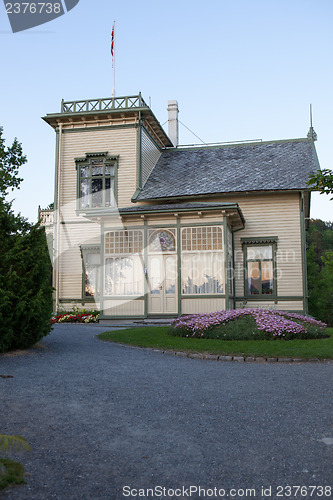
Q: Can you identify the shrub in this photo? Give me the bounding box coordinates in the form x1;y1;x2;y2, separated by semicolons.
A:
0;126;53;353
169;308;327;341
0;222;53;353
0;435;31;491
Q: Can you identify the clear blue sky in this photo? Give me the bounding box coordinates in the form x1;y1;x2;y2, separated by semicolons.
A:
1;0;332;222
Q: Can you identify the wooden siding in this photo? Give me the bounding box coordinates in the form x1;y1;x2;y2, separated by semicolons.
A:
59;302;100;310
141;127;161;186
197;193;304;300
181;298;225;314
103;299;145;316
234;193;302;298
235;300;304;311
57;222;100;299
59;126;138;219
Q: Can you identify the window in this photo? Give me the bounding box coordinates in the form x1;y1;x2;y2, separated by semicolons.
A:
149;229;176;253
104;230;144;296
242;240;277;296
80;247;100;300
105;230;143;254
181;226;224;295
76;152;117;210
182;226;223;251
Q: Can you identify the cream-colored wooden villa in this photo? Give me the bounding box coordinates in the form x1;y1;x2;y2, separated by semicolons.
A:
42;94;320;319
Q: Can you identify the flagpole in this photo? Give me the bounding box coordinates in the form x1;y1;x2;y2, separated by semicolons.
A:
112;21;115;97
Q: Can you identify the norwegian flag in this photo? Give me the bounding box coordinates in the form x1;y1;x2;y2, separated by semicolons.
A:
111;23;115;58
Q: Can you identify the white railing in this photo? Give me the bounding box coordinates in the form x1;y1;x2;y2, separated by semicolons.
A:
39;209;54;226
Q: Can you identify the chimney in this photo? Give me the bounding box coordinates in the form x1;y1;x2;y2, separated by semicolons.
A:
167;100;179;147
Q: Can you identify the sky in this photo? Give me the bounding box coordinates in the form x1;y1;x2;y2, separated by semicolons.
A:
0;0;332;222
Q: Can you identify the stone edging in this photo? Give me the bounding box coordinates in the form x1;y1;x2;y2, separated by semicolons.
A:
98;336;332;364
146;348;333;364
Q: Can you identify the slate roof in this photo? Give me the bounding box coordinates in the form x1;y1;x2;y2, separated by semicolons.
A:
136;139;319;201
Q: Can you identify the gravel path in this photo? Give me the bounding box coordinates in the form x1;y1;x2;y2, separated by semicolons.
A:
0;324;332;500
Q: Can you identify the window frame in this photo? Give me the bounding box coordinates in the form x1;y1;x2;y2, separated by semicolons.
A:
104;229;145;297
75;152;118;212
241;238;278;298
148;229;176;254
80;245;101;303
181;225;225;296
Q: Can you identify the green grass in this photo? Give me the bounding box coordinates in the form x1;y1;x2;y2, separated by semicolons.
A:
0;459;25;491
98;327;333;360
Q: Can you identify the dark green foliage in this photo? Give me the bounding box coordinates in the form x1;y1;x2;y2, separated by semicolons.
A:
0;222;53;352
0;435;30;491
0;127;53;353
0;459;25;490
0;127;26;197
307;169;333;199
307;219;333;326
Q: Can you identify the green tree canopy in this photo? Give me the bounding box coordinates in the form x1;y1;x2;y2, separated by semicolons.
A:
307;219;333;326
0;126;27;197
307;169;333;199
0;126;53;352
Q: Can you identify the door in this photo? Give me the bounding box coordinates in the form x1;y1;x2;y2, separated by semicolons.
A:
148;254;178;314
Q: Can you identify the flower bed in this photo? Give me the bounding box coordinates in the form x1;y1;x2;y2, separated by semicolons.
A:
170;309;327;340
51;312;100;324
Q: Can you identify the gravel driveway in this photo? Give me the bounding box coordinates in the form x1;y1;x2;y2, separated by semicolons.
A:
0;324;332;500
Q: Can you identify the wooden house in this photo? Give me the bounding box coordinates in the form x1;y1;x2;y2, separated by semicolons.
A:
42;94;320;318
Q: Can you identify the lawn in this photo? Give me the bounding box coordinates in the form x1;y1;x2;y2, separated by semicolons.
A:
98;326;333;360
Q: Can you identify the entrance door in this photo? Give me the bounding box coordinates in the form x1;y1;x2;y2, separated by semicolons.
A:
148;254;178;314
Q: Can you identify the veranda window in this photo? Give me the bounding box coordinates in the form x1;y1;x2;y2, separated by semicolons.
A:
181;226;224;294
104;230;144;296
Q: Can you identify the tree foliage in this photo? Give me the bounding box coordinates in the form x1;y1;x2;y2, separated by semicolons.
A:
307;219;333;326
307;169;333;199
0;127;26;197
0;127;53;353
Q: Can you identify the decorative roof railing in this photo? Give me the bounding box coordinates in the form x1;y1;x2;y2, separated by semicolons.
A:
61;93;148;114
39;209;54;226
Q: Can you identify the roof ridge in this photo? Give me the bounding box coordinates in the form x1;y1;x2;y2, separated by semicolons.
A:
163;137;312;152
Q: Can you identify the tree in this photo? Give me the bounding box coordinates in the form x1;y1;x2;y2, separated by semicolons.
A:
307;219;333;326
307;169;333;199
0;127;53;352
0;127;26;196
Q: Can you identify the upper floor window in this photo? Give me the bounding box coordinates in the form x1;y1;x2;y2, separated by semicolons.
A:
75;152;117;210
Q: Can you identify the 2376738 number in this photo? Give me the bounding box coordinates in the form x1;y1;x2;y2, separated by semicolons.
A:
5;3;61;14
276;485;332;497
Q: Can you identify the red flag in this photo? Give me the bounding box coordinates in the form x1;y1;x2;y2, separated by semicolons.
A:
111;23;115;57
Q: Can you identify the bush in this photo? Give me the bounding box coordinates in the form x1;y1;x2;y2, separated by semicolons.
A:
0;435;31;491
0;222;53;353
169;308;328;341
0;126;53;353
